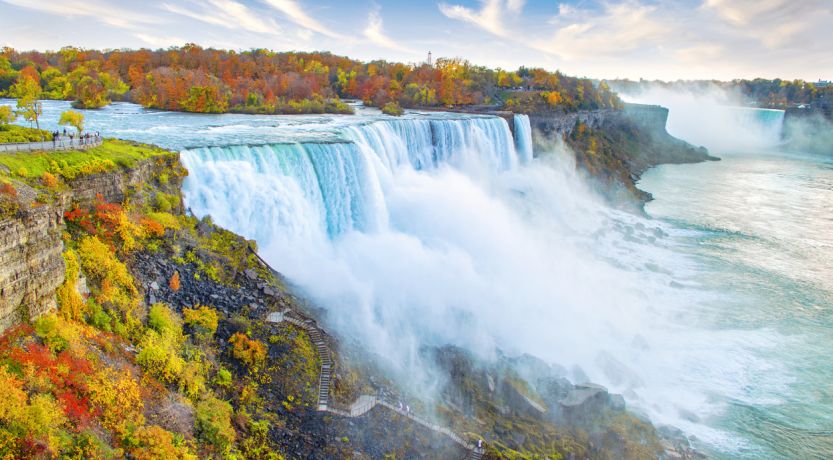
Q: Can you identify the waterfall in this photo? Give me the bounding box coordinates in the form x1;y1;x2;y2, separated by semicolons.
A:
182;115;522;241
726;107;785;146
179;109;753;447
514;114;534;164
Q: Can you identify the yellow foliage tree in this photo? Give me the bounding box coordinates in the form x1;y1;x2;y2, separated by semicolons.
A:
229;332;267;370
77;235;139;324
56;248;86;321
10;75;43;132
131;425;198;460
89;368;145;438
183;305;219;341
59;109;85;135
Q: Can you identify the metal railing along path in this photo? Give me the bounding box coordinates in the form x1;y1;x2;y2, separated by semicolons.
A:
0;137;102;153
266;307;485;459
254;246;485;458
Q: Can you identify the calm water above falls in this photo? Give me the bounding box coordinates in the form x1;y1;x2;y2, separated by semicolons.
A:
6;100;832;458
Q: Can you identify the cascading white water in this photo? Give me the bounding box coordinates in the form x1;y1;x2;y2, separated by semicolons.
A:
514;114;534;164
185;116;521;239
181;112;770;454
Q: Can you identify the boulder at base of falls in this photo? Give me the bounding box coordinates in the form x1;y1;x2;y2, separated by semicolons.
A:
559;383;611;423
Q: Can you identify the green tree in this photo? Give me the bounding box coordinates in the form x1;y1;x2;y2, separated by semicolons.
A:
0;105;15;125
195;396;236;454
0;56;18;95
72;75;108;109
41;67;72;99
10;75;43;134
59;109;85;134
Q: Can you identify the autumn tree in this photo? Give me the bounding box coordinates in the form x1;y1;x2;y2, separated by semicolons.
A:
229;332;266;369
0;55;18;94
0;46;624;115
0;104;15;125
59;109;84;134
10;75;43;133
169;271;181;292
183;305;219;341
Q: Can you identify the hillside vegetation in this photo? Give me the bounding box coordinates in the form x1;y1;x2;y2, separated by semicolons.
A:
0;144;328;458
0;125;52;143
1;45;621;114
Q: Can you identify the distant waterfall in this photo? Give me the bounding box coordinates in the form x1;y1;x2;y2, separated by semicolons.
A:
727;107;785;146
655;99;788;152
514;114;533;164
181;116;522;240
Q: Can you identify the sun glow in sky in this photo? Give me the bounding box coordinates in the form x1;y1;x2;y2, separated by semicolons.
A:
1;0;830;81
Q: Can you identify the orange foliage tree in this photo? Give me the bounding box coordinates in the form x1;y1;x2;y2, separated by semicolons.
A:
168;271;181;292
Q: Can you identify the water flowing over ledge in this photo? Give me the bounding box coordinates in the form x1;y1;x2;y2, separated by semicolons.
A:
514;114;534;164
182;115;526;239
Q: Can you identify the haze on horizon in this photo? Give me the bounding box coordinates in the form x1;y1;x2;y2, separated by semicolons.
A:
1;0;831;82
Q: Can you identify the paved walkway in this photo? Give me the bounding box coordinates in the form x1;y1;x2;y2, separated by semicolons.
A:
252;247;485;459
0;136;102;153
267;309;484;459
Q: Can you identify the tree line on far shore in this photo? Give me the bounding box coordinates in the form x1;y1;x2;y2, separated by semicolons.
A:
0;45;622;115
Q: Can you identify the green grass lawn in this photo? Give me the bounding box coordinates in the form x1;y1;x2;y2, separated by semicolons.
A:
0;139;174;180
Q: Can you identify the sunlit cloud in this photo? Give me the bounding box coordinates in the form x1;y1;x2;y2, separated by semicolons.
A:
703;0;832;48
438;0;524;38
162;0;280;36
363;8;414;54
534;1;670;61
0;0;829;80
0;0;158;29
133;32;187;48
261;0;343;39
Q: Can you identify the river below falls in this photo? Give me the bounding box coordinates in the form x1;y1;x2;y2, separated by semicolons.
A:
639;148;833;458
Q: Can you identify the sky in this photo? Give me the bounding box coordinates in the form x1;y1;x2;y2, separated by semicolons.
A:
0;0;830;81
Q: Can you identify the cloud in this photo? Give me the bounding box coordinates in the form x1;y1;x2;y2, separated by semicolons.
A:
536;1;670;60
363;8;413;53
133;32;187;48
261;0;342;38
162;0;280;35
439;0;524;38
0;0;158;29
703;0;832;48
674;43;725;64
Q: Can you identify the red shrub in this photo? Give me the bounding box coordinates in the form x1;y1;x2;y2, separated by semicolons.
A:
57;390;94;427
0;183;16;198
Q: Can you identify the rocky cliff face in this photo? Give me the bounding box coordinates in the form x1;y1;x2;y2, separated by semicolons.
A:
0;155;182;334
529;103;715;208
528;108;619;139
0;201;65;331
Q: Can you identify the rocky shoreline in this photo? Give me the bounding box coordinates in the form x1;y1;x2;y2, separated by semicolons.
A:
445;103;717;211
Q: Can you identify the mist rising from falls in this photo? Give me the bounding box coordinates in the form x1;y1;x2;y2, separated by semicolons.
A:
618;86;785;153
181;113;753;449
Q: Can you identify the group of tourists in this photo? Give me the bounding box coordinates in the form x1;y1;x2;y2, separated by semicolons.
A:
50;128;101;148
